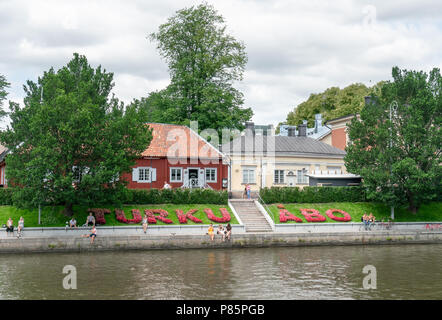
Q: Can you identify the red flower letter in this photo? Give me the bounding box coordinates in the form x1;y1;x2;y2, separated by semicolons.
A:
299;208;326;222
325;209;351;222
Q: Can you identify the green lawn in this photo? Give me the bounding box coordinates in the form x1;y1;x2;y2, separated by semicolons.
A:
0;204;238;227
267;202;442;224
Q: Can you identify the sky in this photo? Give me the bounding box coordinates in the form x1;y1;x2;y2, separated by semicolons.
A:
1;0;442;128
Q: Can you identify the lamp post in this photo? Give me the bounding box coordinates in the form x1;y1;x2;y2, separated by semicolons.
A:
389;101;398;220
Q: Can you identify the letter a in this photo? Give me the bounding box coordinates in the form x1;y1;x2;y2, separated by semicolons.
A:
63;265;77;290
362;265;377;290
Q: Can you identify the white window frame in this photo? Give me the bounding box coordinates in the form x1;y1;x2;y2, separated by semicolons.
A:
205;168;217;183
138;167;151;183
297;169;308;184
170;167;183;183
274;170;284;184
242;168;256;184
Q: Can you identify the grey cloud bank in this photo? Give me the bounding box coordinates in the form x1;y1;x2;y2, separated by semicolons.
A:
1;0;441;127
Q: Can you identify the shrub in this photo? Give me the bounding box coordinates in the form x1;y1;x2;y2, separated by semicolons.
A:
259;186;366;204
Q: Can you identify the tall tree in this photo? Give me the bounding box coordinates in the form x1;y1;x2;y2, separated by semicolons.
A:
281;83;379;130
148;3;253;132
0;54;152;215
345;67;442;214
0;74;9;118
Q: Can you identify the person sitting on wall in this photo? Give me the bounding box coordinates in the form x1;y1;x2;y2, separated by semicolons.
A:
142;213;149;234
6;217;14;237
361;213;369;231
81;225;97;244
225;223;232;241
69;217;77;229
207;224;215;241
216;224;225;241
368;213;376;230
85;212;95;227
17;217;24;238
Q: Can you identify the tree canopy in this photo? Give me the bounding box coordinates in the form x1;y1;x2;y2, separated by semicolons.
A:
345;67;442;214
0;74;9;118
278;82;382;133
0;54;152;214
146;3;253;133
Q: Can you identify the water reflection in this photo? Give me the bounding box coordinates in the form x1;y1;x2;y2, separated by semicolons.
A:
0;244;441;300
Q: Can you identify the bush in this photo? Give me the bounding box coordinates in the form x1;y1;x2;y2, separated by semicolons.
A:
259;186;366;204
122;188;228;205
0;188;13;205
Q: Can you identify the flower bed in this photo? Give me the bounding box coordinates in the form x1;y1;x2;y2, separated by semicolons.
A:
175;209;203;224
299;208;327;222
145;209;173;224
325;209;352;222
279;209;303;223
115;209;142;224
88;208;111;225
204;208;231;223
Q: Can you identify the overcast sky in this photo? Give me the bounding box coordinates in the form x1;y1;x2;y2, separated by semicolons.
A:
1;0;442;128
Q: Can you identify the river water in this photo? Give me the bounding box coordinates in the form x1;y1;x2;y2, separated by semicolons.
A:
0;244;441;300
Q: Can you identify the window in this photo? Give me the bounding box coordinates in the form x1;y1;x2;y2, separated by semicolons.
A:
170;168;182;182
297;169;308;184
327;166;341;174
205;168;217;183
242;168;255;184
274;170;284;184
138;167;151;182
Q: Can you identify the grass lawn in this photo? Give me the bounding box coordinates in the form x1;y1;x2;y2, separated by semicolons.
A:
0;204;238;228
267;202;442;224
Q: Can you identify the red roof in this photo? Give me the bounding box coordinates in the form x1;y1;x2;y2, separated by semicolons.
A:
141;123;223;159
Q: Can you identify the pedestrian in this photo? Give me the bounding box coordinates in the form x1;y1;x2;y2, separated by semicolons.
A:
243;185;247;199
246;184;251;199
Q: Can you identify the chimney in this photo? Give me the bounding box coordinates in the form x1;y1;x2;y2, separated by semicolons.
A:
287;127;296;137
245;122;255;136
298;123;307;137
314;114;322;133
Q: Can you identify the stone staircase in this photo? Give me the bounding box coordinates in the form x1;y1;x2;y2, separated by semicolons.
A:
229;199;273;233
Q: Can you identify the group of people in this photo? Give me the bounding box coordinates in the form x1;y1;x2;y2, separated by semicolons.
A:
68;212;96;229
4;217;24;238
361;213;376;230
207;223;232;242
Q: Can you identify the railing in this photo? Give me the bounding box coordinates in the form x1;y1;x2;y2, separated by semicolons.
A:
257;192;275;225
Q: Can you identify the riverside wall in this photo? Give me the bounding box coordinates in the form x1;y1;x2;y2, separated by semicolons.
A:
0;228;441;254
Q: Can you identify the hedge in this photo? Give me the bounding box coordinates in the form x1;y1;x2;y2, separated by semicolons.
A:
259;186;366;204
0;187;228;206
119;188;228;205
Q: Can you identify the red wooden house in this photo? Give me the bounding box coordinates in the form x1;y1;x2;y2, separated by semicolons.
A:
121;123;229;190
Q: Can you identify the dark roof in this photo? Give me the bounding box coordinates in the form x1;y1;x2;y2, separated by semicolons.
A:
221;135;346;157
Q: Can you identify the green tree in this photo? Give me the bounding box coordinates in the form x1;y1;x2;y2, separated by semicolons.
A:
0;54;152;215
283;83;376;129
345;67;442;214
148;3;253;132
0;74;9;118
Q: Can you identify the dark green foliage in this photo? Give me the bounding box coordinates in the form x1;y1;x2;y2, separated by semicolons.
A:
345;67;442;213
121;188;228;205
147;3;253;133
0;188;13;205
259;186;366;204
0;54;152;213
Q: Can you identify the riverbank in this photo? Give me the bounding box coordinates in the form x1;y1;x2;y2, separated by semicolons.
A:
1;228;441;253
